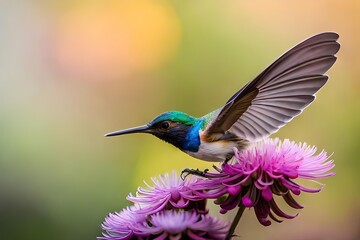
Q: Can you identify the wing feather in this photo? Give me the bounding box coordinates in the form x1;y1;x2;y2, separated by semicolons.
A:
204;32;340;141
258;76;328;97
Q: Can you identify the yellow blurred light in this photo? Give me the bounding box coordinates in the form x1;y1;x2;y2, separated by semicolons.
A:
50;0;180;81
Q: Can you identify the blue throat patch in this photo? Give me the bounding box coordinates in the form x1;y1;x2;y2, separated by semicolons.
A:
182;119;203;152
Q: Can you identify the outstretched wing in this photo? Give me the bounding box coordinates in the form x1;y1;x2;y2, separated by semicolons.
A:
204;32;340;141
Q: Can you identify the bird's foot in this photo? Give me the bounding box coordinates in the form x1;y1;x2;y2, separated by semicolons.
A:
224;153;234;163
181;168;209;180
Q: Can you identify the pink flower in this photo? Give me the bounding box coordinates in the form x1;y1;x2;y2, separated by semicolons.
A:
99;205;149;240
190;138;335;226
99;172;230;239
147;210;229;240
99;208;229;240
127;171;207;215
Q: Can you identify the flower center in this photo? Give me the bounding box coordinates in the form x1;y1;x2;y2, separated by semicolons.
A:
170;188;181;202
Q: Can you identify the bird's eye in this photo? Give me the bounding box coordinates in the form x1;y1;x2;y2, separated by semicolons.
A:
160;121;170;129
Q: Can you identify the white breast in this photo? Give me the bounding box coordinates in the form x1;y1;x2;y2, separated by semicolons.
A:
185;140;239;162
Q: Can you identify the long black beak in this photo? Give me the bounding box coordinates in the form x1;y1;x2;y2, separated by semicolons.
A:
104;125;150;137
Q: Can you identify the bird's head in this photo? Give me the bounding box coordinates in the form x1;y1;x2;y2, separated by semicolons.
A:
105;111;199;150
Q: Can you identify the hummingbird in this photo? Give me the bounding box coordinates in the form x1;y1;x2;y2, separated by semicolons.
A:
105;32;340;162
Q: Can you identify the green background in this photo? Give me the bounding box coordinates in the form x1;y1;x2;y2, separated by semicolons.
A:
1;1;359;239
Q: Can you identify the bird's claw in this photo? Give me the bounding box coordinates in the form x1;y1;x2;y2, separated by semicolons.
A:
181;168;209;180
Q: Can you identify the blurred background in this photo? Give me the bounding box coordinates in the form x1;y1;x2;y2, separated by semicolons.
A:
0;0;359;239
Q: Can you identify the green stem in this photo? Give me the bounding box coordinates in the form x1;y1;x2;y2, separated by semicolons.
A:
225;205;246;240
